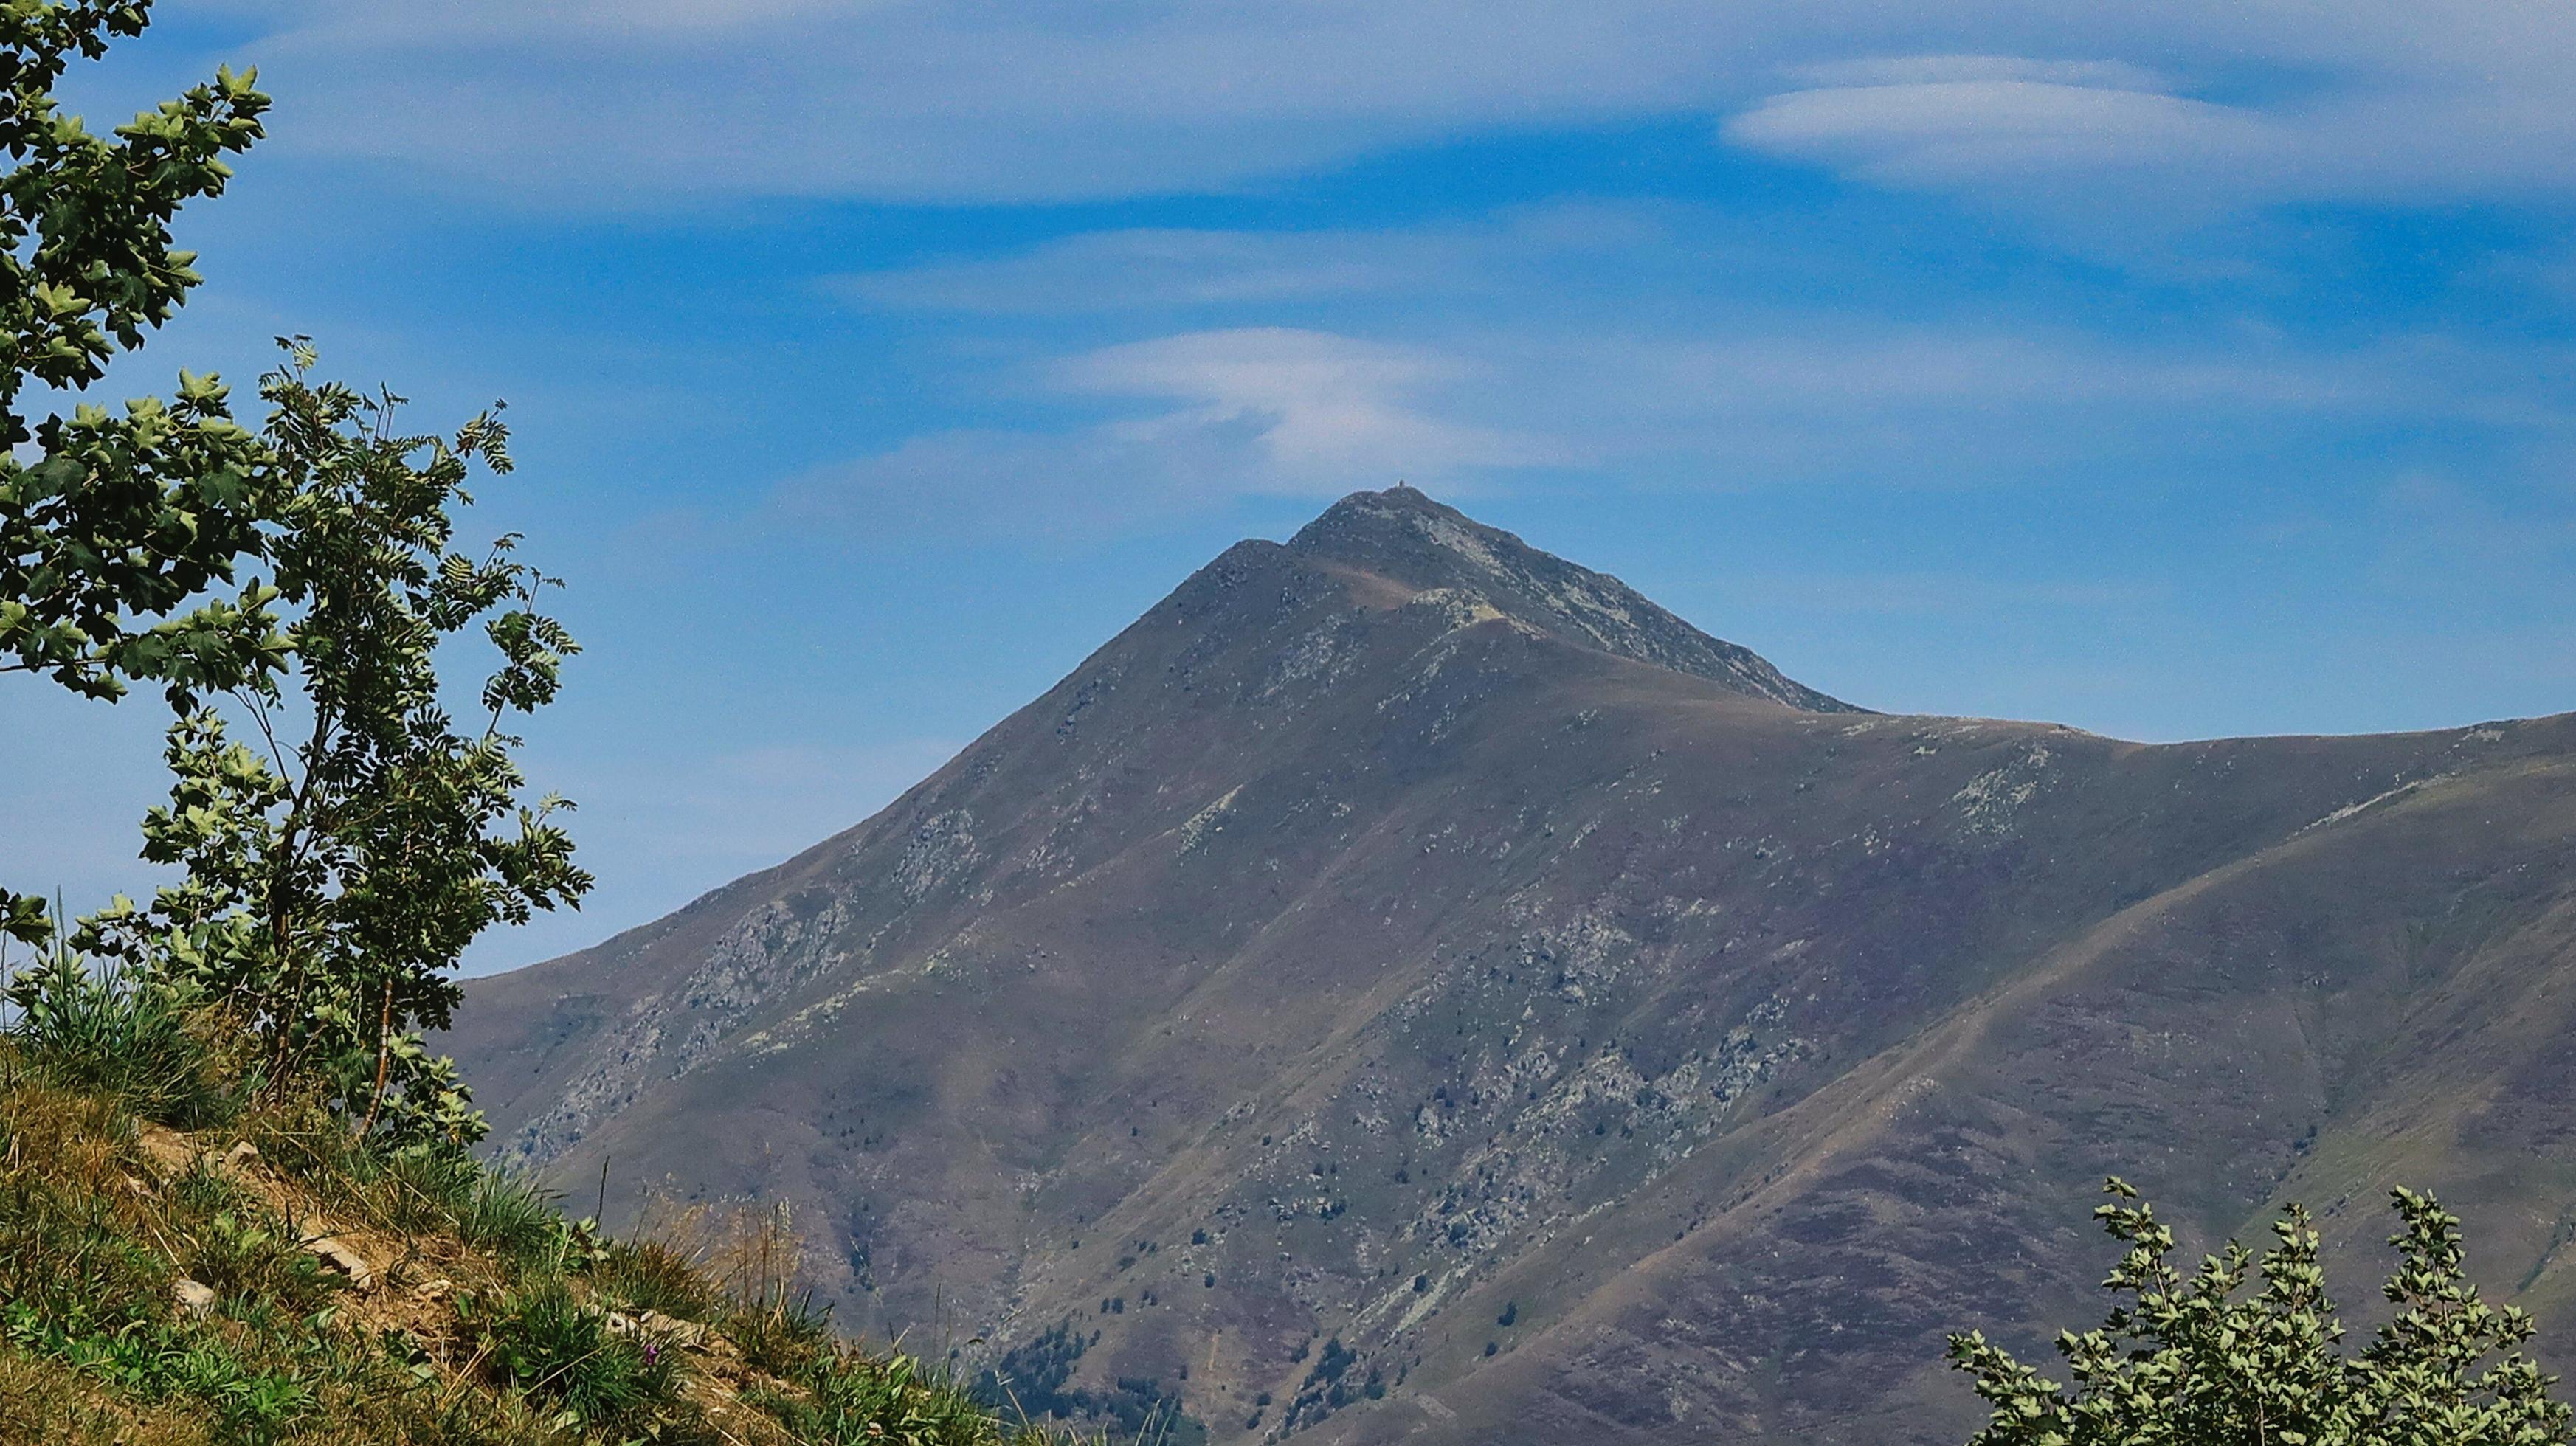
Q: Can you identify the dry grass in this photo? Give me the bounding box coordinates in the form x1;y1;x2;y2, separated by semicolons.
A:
0;1030;1111;1446
0;1341;215;1446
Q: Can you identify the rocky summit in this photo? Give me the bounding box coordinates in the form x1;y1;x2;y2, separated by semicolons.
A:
446;486;2576;1445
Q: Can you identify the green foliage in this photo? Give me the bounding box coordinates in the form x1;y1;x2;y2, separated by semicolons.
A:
182;1206;334;1317
0;1070;329;1446
0;1155;169;1338
1949;1178;2575;1445
7;1306;320;1445
730;1290;840;1380
0;1037;1110;1446
0;1;282;948
79;345;591;1148
0;1;277;697
0;8;584;1149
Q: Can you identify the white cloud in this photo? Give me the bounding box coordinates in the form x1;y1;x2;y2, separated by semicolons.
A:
1706;569;2171;616
170;2;2576;215
1786;55;2172;91
237;0;1751;203
778;327;1559;539
1066;328;1552;479
1524;323;2576;486
835;206;1672;315
1726;69;2287;192
838;229;1420;314
774;292;2575;540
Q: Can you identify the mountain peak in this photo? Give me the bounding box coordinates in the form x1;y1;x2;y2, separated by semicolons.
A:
1288;485;1858;713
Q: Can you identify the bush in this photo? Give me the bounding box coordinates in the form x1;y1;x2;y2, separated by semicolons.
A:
1950;1178;2575;1445
730;1290;839;1379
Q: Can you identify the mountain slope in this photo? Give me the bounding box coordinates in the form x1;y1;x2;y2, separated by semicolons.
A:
446;487;2576;1445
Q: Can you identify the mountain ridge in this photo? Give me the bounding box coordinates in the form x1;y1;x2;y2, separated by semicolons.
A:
1280;486;1856;713
446;488;2576;1446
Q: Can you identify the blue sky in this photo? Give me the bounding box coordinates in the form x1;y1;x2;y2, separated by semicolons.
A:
7;0;2574;972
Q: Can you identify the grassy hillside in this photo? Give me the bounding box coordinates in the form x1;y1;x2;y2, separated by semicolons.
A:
0;986;1138;1446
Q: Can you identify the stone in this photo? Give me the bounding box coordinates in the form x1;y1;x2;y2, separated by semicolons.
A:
134;1124;197;1177
173;1278;216;1317
606;1309;720;1352
302;1234;376;1291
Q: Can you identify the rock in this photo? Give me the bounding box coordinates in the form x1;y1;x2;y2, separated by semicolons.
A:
302;1234;376;1291
197;1140;260;1177
413;1276;455;1302
606;1309;719;1352
133;1124;196;1177
173;1278;216;1317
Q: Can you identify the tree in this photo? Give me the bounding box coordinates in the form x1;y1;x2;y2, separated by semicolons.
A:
0;1;278;946
79;343;592;1147
1950;1178;2573;1445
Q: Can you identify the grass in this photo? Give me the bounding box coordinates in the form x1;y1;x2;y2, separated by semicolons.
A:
5;952;238;1127
588;1238;719;1321
0;962;1116;1446
460;1277;683;1436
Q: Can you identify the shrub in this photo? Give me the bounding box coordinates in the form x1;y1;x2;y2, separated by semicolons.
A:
351;1142;483;1234
38;1317;315;1445
1950;1178;2575;1445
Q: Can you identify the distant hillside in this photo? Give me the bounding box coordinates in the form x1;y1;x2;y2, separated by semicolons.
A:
447;485;2576;1446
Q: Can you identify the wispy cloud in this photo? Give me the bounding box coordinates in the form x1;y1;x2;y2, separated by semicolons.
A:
1727;60;2287;196
1728;35;2576;218
838;230;1423;315
835;207;1671;316
776;277;2576;540
188;3;2576;215
778;328;1559;539
1066;328;1555;478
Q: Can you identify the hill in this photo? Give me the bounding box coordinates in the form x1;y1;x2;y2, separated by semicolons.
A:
0;1011;1102;1445
446;485;2576;1445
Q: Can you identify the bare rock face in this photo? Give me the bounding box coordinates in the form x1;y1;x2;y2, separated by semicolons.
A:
447;487;2576;1446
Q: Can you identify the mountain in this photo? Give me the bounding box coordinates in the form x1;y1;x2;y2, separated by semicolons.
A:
446;486;2576;1445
